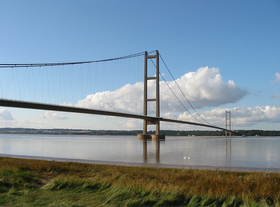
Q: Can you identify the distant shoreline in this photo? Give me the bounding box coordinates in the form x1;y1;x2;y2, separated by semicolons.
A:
0;127;280;136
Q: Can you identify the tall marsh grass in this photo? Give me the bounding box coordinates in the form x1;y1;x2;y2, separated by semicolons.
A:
1;157;280;206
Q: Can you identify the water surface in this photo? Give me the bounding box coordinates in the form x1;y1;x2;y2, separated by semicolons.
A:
0;134;279;171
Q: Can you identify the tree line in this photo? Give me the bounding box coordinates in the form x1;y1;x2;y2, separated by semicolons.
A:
0;128;279;136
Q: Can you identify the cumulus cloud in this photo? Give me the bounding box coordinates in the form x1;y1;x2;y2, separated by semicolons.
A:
160;67;247;110
162;112;178;120
76;82;143;113
0;109;14;120
178;111;201;122
201;105;280;127
270;72;280;84
40;111;69;120
158;105;280;130
60;102;73;107
123;119;142;129
162;105;280;129
76;67;247;113
0;111;44;128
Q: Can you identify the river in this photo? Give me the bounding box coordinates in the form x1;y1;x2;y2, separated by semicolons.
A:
0;134;279;172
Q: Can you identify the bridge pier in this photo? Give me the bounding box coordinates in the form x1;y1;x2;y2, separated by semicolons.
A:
151;134;165;140
137;134;165;140
137;134;151;140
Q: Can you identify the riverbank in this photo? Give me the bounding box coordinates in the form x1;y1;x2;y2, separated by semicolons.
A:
1;153;280;173
1;157;280;206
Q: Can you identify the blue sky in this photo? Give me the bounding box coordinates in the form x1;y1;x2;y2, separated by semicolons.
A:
0;0;280;131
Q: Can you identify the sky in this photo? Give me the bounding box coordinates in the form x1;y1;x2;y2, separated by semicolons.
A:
0;0;280;131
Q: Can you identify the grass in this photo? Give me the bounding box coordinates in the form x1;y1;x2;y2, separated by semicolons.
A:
0;157;280;206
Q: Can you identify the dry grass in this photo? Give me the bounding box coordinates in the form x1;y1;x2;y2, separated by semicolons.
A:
1;157;280;206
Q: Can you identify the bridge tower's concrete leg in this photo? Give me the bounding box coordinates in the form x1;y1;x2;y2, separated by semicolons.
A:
225;110;232;137
138;50;165;140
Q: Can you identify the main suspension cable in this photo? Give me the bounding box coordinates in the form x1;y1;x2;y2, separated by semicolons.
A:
149;59;201;123
159;53;215;126
212;112;226;126
0;51;149;69
159;72;202;123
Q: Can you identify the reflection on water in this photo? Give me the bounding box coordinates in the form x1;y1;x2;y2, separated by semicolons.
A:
141;138;232;165
142;139;162;163
226;138;231;158
0;134;280;169
143;138;233;165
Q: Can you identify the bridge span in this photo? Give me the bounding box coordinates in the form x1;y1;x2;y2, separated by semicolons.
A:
0;99;238;135
0;51;238;138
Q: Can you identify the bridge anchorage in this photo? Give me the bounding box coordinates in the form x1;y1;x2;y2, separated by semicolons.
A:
138;51;165;140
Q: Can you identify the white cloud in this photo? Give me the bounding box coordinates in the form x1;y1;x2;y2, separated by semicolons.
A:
76;82;143;114
201;105;280;127
178;111;202;122
40;111;69;120
0;115;44;128
270;72;280;84
122;119;142;129
162;112;178;120
0;109;14;120
159;105;280;130
60;102;73;107
76;67;247;113
159;67;247;110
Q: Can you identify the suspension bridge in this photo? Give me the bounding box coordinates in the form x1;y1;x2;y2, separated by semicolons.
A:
0;50;237;139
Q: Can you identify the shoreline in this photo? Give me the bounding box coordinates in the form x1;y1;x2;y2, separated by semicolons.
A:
1;127;280;137
1;153;279;173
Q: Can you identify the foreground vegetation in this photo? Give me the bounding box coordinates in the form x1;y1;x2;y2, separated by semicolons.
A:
1;157;280;206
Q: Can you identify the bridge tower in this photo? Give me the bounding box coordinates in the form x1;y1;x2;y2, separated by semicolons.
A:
138;51;165;140
225;110;232;136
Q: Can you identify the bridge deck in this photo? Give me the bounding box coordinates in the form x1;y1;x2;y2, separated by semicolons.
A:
0;99;238;135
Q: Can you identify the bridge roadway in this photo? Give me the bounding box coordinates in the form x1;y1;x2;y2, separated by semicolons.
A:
0;99;237;135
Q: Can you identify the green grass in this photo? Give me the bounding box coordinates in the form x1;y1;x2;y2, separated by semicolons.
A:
0;157;280;206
